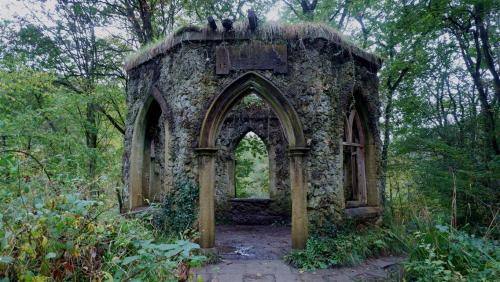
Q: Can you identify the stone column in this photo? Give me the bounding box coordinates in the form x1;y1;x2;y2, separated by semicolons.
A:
196;148;218;249
227;158;235;198
268;144;277;199
149;160;161;202
142;143;151;204
289;147;309;249
364;144;379;206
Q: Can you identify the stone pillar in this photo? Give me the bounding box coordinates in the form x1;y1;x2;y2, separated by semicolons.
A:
196;148;218;249
227;158;235;198
364;144;379;206
289;147;309;249
149;161;161;202
268;144;277;199
142;143;151;204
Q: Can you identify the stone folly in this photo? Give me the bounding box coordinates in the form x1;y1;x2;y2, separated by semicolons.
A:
123;22;383;250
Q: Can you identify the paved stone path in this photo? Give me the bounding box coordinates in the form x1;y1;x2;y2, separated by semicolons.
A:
193;256;403;282
192;225;403;281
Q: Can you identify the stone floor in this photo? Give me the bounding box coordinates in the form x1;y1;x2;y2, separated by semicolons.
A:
215;225;290;260
192;225;404;282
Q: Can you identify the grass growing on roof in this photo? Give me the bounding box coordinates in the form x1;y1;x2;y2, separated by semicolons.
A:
124;21;379;71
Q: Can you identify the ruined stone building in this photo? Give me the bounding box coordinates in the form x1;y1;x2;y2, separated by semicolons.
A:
123;22;383;250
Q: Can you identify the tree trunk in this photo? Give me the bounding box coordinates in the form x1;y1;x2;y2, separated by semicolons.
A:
86;100;99;195
454;29;499;155
380;87;394;204
381;67;410;202
475;3;500;102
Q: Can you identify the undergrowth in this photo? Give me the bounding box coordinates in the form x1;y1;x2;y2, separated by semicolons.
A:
284;225;405;270
403;220;499;281
0;188;205;281
154;177;199;237
285;215;499;281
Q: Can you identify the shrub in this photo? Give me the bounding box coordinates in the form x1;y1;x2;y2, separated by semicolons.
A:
286;216;499;281
284;227;404;270
404;223;499;281
155;177;199;237
0;190;205;281
112;239;205;281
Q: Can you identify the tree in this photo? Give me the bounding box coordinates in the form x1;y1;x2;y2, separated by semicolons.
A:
8;0;128;193
184;0;276;23
279;0;499;227
103;0;184;47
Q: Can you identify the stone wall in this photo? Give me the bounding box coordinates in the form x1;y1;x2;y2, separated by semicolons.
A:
123;36;382;231
214;102;290;222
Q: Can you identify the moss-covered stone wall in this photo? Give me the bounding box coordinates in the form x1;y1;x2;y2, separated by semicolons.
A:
123;35;382;232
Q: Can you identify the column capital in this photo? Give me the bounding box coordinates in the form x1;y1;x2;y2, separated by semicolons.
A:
288;146;309;156
195;147;218;156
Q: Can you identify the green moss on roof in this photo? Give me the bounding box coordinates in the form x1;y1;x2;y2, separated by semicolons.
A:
124;21;382;72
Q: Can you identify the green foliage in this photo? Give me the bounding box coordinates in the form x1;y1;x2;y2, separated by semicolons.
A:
182;0;277;22
403;218;499;281
0;189;204;281
155;177;200;236
1;1;499;281
285;227;404;270
286;217;499;281
235;132;269;198
0;68;124;192
390;136;500;230
113;239;205;281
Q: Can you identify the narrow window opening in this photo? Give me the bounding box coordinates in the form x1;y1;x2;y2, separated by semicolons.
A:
343;108;367;207
143;100;162;205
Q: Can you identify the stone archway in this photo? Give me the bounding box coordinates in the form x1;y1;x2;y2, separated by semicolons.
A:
129;87;173;210
197;72;308;249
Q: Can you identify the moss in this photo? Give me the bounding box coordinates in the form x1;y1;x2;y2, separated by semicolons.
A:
124;21;382;71
174;25;202;36
154;176;199;236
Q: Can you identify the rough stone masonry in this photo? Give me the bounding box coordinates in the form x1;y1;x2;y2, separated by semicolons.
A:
123;21;383;249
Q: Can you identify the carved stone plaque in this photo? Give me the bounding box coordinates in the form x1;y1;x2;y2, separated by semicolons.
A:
216;43;287;74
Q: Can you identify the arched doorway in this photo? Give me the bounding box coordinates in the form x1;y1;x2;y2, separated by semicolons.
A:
197;72;308;249
129;88;172;210
233;131;270;199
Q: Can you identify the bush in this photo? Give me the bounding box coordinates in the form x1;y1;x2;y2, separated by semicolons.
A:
286;215;499;281
155;177;199;236
404;222;499;281
284;227;404;270
0;190;205;281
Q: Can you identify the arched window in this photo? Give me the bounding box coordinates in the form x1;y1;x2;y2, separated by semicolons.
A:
129;92;173;211
343;108;367;207
142;99;162;204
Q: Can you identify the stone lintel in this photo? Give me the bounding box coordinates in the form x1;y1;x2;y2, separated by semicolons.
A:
345;206;381;220
195;147;218;156
288;147;309;156
229;198;274;203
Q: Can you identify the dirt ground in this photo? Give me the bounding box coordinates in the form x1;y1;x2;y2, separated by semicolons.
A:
215;225;291;260
192;225;404;282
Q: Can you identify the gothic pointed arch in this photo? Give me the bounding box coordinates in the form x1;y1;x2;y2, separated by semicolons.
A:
343;107;367;206
129;87;173;210
197;72;308;249
199;72;306;149
342;88;382;210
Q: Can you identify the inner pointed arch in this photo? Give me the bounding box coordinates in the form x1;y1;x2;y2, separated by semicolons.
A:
234;131;270;199
199;72;306;149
